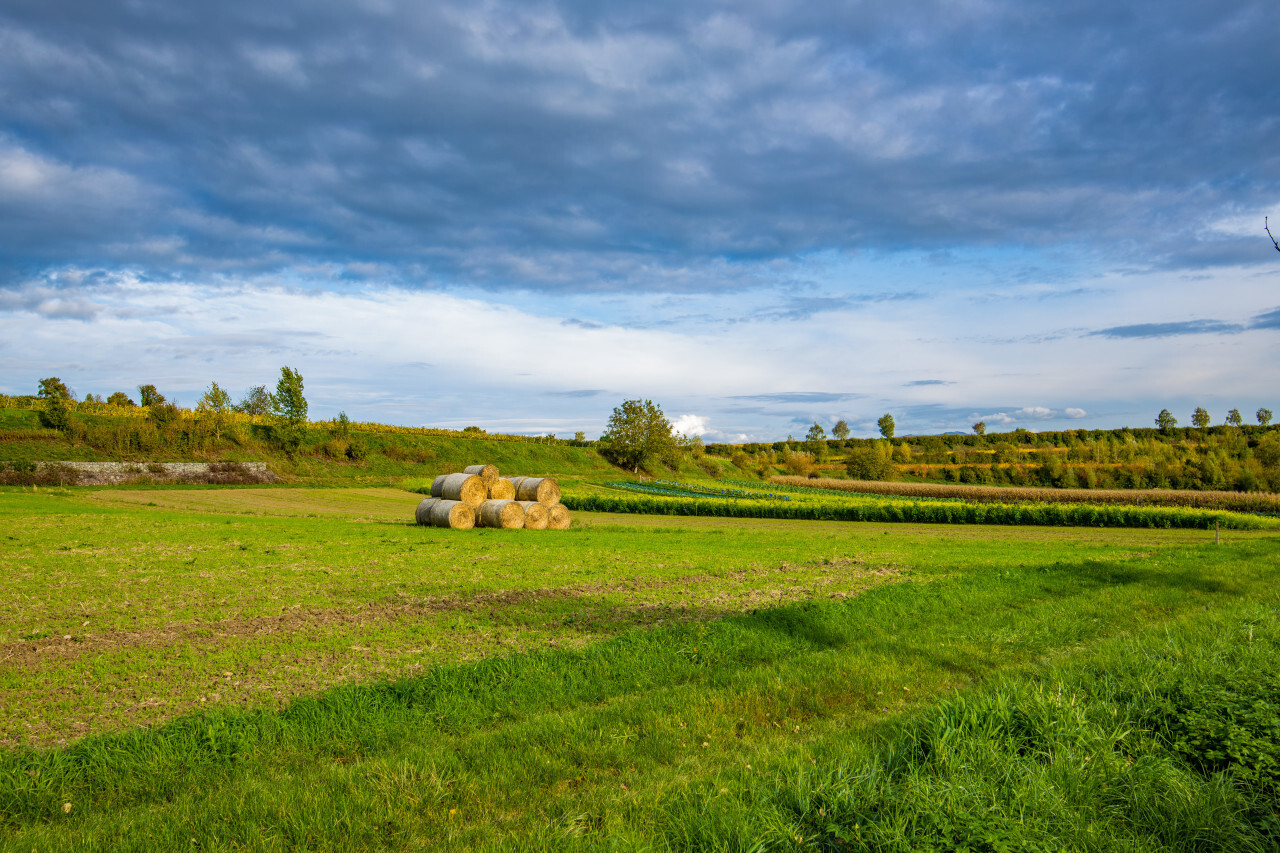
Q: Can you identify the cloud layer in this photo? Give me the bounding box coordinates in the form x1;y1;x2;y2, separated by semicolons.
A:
2;0;1278;437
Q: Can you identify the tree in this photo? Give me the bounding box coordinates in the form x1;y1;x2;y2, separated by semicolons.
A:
233;385;273;416
805;422;826;443
1259;408;1274;427
36;377;73;431
138;384;166;407
973;421;986;436
1191;407;1210;429
197;381;233;440
832;419;850;441
878;413;895;440
1225;408;1243;427
38;377;72;401
1155;409;1178;432
846;444;893;481
600;399;676;473
1268;217;1280;253
107;391;136;407
271;366;309;452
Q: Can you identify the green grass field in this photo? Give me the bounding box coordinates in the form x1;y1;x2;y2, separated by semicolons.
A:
2;486;1277;850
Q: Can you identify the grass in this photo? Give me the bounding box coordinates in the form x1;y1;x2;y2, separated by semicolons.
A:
0;486;1277;850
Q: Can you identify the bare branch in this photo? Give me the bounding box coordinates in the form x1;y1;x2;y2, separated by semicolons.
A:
1269;216;1280;253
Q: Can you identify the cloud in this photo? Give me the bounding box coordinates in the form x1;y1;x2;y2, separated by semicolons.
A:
729;392;863;404
1015;406;1055;420
1250;307;1280;330
1088;319;1246;339
671;413;709;437
904;379;952;387
1064;407;1087;419
1;1;1277;289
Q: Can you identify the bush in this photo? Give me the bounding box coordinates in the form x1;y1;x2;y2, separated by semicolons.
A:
846;446;893;480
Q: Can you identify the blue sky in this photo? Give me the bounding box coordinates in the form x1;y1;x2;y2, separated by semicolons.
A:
2;0;1277;440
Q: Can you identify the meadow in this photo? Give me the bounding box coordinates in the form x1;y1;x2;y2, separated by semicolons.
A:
2;484;1278;850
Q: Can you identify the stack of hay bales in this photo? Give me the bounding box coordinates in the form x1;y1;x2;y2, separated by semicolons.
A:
415;464;570;530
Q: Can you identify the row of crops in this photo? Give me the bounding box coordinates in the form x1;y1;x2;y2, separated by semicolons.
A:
606;480;791;500
568;483;1278;530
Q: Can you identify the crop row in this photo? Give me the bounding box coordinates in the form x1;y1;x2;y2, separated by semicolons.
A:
562;492;1276;530
611;481;790;500
770;475;1280;514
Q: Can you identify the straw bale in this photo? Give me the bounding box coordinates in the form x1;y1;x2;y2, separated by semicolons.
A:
415;497;442;526
430;474;448;498
517;500;549;529
463;464;500;485
477;499;525;529
440;472;486;507
546;504;571;530
515;477;561;506
429;500;475;530
487;478;516;500
504;476;528;493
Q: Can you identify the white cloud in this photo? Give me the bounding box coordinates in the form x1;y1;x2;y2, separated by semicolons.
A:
1064;407;1087;419
671;414;709;437
1015;406;1054;420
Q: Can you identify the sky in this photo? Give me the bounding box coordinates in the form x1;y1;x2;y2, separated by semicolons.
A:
1;0;1278;442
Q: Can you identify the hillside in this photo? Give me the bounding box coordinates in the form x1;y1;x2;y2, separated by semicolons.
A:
0;406;743;486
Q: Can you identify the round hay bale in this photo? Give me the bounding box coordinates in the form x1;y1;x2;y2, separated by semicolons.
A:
430;474;448;498
463;464;499;485
504;476;528;494
517;500;549;529
487;478;516;500
429;499;475;530
415;497;442;526
477;499;525;529
440;473;486;507
515;477;561;506
546;503;571;530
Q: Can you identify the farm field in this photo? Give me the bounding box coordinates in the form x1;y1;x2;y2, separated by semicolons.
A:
2;486;1278;850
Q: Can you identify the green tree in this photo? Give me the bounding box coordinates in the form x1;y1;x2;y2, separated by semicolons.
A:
38;377;73;401
138;384;166;407
270;367;309;452
334;411;351;438
1259;408;1274;427
831;419;850;440
36;377;73;431
1155;409;1178;433
106;391;136;407
233;386;272;416
1225;408;1243;427
973;421;986;436
878;413;895;440
600;399;676;473
197;381;233;440
1256;434;1280;469
805;422;826;443
846;444;893;481
1191;407;1210;429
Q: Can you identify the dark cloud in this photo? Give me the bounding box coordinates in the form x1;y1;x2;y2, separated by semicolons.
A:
1;0;1277;291
1088;319;1246;339
904;379;952;387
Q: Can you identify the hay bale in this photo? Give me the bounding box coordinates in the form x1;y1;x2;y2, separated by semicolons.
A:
517;500;549;529
464;464;499;485
429;500;475;529
547;504;571;530
430;474;448;498
515;477;561;506
440;473;487;507
504;476;529;493
477;499;525;529
415;497;442;525
487;478;516;500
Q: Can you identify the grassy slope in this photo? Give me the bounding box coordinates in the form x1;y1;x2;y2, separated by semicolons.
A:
1;487;1277;850
0;406;741;485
